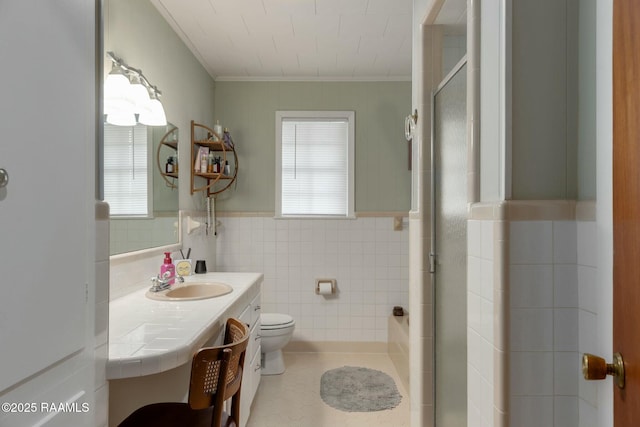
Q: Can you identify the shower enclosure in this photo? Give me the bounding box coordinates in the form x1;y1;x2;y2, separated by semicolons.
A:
431;58;468;427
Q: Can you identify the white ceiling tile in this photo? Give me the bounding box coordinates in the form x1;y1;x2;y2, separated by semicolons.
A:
245;66;284;78
227;35;278;58
157;0;215;21
297;52;323;69
339;15;388;38
352;63;392;77
317;63;355;78
212;65;249;78
316;36;360;56
384;14;412;39
198;14;247;39
358;36;406;57
315;0;368;15
208;0;266;14
337;52;377;70
366;0;412;15
386;59;412;79
154;0;199;30
262;0;316;15
273;34;317;54
268;51;300;68
152;0;414;80
291;15;339;38
281;63;318;77
256;53;287;74
216;51;263;71
242;13;294;37
434;0;467;25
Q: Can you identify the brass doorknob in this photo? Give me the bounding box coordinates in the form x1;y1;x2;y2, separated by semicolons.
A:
582;352;625;389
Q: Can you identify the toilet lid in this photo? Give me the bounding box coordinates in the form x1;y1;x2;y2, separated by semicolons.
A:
261;313;294;329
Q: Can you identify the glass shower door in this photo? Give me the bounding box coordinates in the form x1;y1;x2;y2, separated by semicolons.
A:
432;61;467;427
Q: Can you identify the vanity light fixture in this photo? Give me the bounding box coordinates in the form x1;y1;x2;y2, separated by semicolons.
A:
138;92;167;126
128;74;151;114
104;63;133;116
106;111;136;127
104;51;167;126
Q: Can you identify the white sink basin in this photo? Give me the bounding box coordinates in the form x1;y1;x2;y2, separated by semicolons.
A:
146;282;233;301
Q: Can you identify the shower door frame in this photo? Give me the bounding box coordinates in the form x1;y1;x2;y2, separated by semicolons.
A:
430;54;468;427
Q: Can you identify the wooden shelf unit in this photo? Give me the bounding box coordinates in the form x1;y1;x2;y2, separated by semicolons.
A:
190;120;238;196
156;126;179;189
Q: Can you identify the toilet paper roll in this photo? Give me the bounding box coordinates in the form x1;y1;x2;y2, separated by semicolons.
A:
317;282;333;295
316;278;336;295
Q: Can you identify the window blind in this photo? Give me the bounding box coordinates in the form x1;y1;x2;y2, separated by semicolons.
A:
280;118;349;216
103;123;150;216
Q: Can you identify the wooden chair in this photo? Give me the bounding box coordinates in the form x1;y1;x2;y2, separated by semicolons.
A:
118;318;250;427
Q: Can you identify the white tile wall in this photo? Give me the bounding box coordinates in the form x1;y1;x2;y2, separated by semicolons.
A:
577;221;598;426
509;220;579;427
215;216;409;342
467;220;494;427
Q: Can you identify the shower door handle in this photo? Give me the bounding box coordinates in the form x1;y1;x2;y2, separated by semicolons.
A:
0;168;8;188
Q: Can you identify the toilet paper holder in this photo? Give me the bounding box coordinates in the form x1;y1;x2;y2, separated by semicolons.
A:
315;278;337;295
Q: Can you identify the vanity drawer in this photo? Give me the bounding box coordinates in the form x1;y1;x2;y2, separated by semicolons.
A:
239;304;251;328
250;293;261;327
249;345;261;401
247;320;260;361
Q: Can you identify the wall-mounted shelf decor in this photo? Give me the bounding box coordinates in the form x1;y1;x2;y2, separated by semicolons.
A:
156;126;179;189
190;120;238;196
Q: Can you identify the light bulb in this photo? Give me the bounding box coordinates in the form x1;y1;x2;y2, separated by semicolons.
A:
104;66;134;115
106;111;136;126
138;97;167;126
128;75;151;114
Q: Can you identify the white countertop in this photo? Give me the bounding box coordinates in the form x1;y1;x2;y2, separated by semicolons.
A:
107;272;262;380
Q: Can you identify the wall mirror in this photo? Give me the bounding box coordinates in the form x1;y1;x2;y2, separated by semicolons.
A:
107;122;179;255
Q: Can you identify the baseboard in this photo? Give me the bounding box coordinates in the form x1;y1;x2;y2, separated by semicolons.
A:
284;341;387;354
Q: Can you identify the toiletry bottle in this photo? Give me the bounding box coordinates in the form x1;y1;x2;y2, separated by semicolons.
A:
223;160;230;176
208;152;214;173
213;120;222;139
223;128;234;149
165;157;174;174
160;252;176;285
200;151;208;173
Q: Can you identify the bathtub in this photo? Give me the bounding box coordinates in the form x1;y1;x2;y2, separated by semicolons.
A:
388;313;410;394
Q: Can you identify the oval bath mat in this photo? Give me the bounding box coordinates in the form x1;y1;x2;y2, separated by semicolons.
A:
320;366;402;412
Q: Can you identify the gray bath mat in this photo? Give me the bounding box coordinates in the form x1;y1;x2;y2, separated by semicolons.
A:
320;366;402;412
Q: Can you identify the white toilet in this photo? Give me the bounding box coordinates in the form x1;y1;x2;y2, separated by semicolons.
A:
260;313;295;375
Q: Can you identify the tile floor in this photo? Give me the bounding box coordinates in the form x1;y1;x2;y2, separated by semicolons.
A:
246;352;410;427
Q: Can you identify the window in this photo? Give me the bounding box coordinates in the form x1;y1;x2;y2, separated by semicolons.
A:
103;123;152;216
276;111;355;218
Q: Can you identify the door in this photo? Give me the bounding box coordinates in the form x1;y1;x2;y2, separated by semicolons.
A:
0;1;97;426
613;0;640;424
432;59;468;427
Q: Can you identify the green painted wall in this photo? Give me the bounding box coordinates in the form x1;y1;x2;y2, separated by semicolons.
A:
511;0;578;200
212;81;412;212
577;0;596;200
105;0;216;211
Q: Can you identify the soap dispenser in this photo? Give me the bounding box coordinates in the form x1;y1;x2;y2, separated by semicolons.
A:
160;252;176;285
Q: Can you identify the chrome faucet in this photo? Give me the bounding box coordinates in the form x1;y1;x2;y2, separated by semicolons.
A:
149;271;184;292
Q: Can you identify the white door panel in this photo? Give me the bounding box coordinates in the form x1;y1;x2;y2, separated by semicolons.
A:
0;1;96;425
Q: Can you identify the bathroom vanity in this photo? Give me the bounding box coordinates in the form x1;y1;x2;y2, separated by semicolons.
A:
107;272;262;426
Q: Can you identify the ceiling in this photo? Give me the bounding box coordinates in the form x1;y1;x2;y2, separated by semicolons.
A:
150;0;413;81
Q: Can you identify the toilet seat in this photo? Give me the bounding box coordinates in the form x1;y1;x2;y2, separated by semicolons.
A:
261;313;295;330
